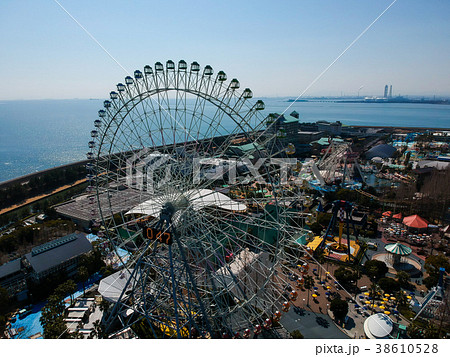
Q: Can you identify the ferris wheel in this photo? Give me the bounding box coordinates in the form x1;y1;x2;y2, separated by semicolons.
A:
87;60;307;338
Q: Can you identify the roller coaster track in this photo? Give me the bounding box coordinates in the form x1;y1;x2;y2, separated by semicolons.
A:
354;189;379;201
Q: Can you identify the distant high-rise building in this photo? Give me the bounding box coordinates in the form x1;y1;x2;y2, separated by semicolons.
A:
389;85;392;98
384;85;388;98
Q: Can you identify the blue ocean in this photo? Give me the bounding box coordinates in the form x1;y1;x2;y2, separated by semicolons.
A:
0;98;449;183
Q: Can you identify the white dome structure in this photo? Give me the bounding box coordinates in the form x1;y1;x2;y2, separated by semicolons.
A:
363;313;394;339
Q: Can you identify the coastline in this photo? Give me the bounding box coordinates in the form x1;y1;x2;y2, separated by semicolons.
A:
0;178;87;216
0;123;449;188
0;159;89;190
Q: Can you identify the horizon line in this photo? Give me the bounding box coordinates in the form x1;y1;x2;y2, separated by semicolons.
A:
1;94;450;102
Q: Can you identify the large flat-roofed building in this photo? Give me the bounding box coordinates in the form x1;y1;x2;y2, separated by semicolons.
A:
0;259;28;301
25;233;92;282
317;120;342;135
55;187;143;228
297;131;323;144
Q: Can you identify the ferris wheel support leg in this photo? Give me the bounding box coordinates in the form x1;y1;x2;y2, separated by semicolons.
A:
173;233;215;336
168;244;182;338
103;238;154;337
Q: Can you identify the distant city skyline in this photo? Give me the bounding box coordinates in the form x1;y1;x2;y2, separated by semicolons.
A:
0;0;449;100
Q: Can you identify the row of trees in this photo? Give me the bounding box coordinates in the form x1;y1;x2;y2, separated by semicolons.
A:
0;220;75;263
0;165;86;210
39;253;111;340
389;167;450;224
424;254;450;289
0;181;88;229
40;280;77;338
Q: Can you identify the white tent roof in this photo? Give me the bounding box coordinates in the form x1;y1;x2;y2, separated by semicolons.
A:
363;313;393;339
126;188;247;216
371;156;384;163
98;269;140;303
215;248;259;277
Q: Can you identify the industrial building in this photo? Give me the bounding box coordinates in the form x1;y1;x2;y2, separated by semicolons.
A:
0;232;92;299
55;188;143;229
0;259;28;301
25;232;92;282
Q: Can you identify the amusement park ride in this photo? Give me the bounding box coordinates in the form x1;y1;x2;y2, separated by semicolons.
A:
305;140;365;191
87;61;313;338
315;200;363;263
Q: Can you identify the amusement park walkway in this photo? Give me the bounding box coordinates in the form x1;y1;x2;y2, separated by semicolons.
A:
285;261;368;339
280;307;349;339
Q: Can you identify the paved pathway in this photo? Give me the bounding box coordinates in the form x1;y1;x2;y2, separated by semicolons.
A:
280;306;349;339
284;257;423;339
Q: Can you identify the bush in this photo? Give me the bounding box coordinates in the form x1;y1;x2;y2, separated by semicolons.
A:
334;267;358;290
330;297;349;323
378;277;400;294
364;260;388;280
396;271;410;288
290;330;304;339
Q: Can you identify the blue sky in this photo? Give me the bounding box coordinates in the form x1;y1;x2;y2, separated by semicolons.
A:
0;0;449;99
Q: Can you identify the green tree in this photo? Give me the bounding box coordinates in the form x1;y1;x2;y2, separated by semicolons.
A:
0;287;9;315
90;319;104;339
423;322;440;339
424;254;450;289
55;280;76;305
79;248;105;275
99;299;110;315
40;294;68;339
336;189;357;202
378;277;400;294
99;265;115;278
396;271;410;288
423;276;438;290
425;254;450;276
364;260;388;280
334;267;358;291
330;297;348;323
78;266;89;296
303;275;314;307
394;290;408;307
369;283;382;315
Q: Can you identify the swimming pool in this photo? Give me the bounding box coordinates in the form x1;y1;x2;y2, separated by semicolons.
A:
9;272;102;339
